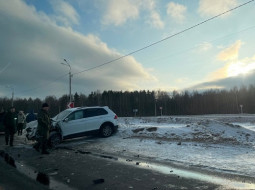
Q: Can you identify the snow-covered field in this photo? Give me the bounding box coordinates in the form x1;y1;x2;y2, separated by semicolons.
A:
85;114;255;178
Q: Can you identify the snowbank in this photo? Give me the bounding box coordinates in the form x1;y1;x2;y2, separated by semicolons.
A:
117;116;255;146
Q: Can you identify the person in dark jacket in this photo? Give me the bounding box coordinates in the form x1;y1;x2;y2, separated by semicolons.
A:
34;103;51;154
3;107;16;146
26;110;37;123
0;107;6;132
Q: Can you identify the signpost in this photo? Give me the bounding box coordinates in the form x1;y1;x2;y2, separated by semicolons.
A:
159;107;163;116
67;102;74;109
133;109;138;117
240;105;243;114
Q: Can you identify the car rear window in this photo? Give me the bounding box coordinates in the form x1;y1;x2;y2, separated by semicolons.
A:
84;108;108;118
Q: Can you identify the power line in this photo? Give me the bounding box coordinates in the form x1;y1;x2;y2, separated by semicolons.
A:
144;25;255;64
73;0;255;75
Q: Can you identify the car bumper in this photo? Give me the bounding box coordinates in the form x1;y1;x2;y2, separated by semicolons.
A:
113;125;118;132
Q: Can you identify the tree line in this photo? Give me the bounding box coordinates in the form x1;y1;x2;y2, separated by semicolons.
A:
1;85;255;117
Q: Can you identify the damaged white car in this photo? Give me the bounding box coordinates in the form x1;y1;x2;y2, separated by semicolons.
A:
25;106;118;147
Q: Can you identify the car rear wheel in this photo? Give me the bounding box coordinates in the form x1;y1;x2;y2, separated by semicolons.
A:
49;132;62;148
100;124;113;137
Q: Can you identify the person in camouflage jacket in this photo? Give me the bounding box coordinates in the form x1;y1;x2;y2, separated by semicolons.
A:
34;103;51;154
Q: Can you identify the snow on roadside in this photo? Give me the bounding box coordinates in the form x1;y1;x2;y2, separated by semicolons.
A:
21;114;255;177
88;115;255;177
117;116;255;146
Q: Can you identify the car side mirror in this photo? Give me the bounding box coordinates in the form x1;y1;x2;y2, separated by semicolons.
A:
63;118;69;122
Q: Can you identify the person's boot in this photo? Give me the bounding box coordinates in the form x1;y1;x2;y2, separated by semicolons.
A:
41;144;49;154
10;136;13;147
33;143;40;152
41;150;50;154
5;136;9;145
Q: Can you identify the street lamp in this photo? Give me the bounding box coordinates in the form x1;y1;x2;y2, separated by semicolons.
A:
61;59;72;103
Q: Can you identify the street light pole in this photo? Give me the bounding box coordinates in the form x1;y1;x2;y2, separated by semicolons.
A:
6;85;14;106
61;59;72;103
11;88;14;107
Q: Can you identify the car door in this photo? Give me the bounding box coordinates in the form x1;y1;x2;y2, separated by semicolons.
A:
60;110;85;137
83;108;106;131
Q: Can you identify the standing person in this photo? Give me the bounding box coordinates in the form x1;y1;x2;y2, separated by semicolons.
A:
34;103;51;154
0;107;6;132
3;107;16;146
17;111;26;135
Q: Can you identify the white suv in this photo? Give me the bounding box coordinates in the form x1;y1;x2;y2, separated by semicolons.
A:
26;106;118;147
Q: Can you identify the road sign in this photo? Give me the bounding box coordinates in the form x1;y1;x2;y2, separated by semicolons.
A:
67;102;74;108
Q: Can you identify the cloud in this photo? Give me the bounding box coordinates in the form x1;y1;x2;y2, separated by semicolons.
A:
217;40;242;61
167;2;187;23
198;0;238;17
101;0;164;29
207;50;254;82
142;0;164;29
50;0;80;26
149;11;164;29
101;0;139;26
193;54;255;91
0;0;156;99
191;70;255;91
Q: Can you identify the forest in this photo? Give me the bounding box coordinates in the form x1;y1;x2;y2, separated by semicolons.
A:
1;85;255;117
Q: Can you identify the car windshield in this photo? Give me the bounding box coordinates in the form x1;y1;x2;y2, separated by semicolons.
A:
55;110;73;120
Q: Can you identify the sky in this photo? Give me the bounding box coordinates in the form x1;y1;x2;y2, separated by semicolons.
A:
0;0;255;100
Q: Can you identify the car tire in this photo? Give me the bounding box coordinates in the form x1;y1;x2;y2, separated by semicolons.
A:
100;124;113;137
49;132;62;148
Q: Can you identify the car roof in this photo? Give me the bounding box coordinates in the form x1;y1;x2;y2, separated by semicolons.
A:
66;106;109;112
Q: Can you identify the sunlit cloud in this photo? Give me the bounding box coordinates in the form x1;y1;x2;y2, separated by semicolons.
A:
201;54;255;91
102;0;139;26
101;0;164;29
198;0;238;17
227;61;255;77
217;40;242;61
167;2;187;23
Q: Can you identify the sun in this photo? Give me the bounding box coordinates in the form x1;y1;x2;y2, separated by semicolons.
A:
227;62;255;77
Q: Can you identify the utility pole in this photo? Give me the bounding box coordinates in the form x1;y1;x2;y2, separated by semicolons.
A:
154;99;157;116
61;59;72;103
6;85;14;106
11;88;14;107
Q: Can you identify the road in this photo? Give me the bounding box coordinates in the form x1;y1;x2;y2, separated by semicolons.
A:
0;134;225;190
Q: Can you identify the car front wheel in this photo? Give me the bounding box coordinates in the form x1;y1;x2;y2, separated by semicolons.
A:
100;124;113;137
49;132;62;148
